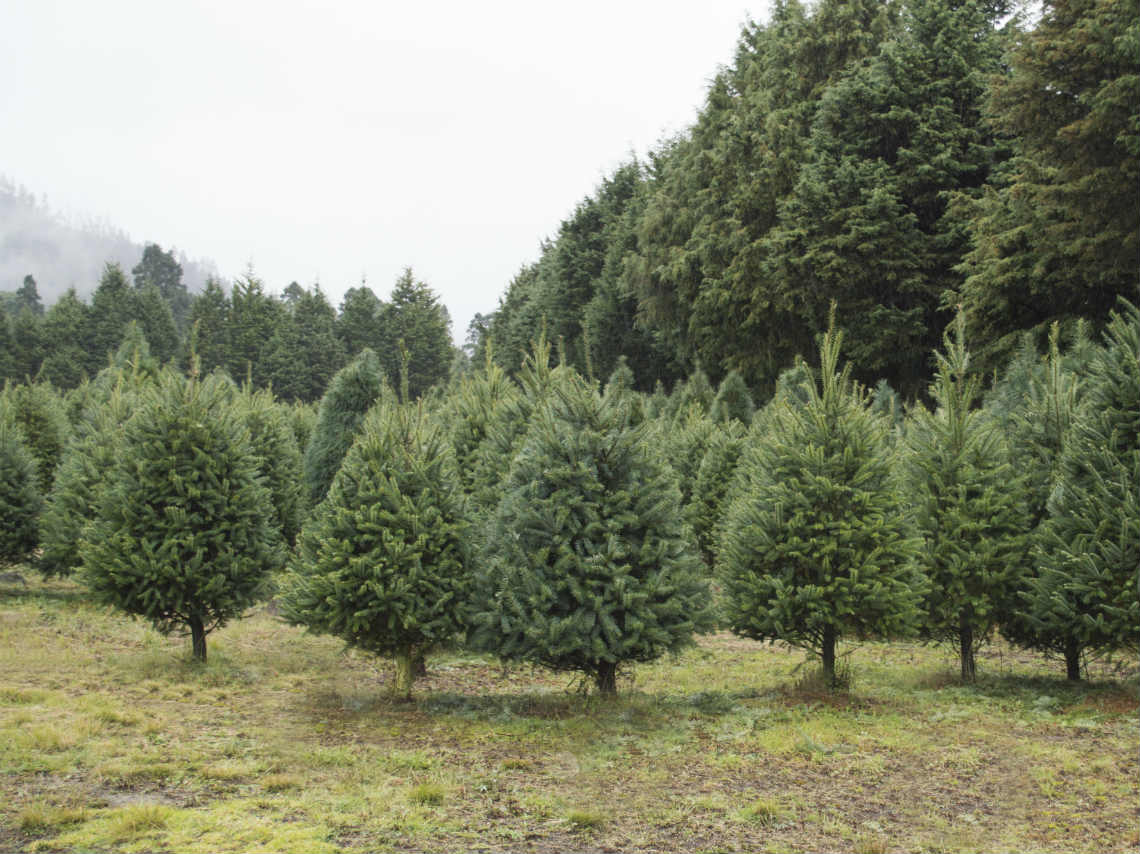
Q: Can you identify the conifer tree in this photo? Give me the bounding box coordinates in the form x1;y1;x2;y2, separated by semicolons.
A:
281;403;471;699
709;370;755;425
185;279;229;374
903;315;1030;680
472;374;713;694
302;348;390;505
719;315;921;686
238;386;305;546
685;420;747;571
39;386;136;576
439;356;521;498
38;289;90;389
0;381;71;493
81;370;281;662
0;421;42;563
1029;302;1140;674
134;285;179;364
85;263;137;376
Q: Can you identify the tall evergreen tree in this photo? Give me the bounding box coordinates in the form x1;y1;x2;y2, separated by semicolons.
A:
381;269;452;399
959;0;1139;369
225;272;283;388
0;381;71;493
81;371;281;662
38;289;90;389
719;316;922;685
472;374;713;693
336;284;385;359
16;275;43;316
132;243;191;331
86;263;137;376
185;278;229;374
282;403;471;699
134;284;179;364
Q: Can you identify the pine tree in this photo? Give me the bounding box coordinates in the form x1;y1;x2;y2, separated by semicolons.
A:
0;421;42;563
302;348;390;505
134;285;179;364
132;243;191;331
471;374;713;694
337;284;386;358
719;315;922;686
281;403;471;699
85;263;137;376
38;289;90;389
903;315;1031;680
80;370;281;662
382;269;453;399
1029;302;1140;673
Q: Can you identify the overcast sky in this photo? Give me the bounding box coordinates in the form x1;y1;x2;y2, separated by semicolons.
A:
3;0;768;339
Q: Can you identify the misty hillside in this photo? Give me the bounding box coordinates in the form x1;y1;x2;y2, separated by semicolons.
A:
0;177;216;303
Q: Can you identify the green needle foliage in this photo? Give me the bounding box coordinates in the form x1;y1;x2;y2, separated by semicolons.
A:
719;316;922;687
903;315;1031;681
471;373;713;694
1029;302;1140;672
0;380;71;493
302;348;390;506
281;403;471;700
0;421;42;563
80;371;282;662
38;385;136;577
237;386;304;547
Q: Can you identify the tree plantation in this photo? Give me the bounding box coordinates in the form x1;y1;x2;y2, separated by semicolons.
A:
1;0;1137;849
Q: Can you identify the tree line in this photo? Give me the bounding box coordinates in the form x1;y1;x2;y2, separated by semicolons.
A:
2;298;1135;694
0;244;455;405
475;0;1137;402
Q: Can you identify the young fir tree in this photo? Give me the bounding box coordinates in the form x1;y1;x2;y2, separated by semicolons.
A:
903;315;1031;681
709;370;755;425
81;370;282;662
439;354;521;498
0;421;42;563
685;420;747;572
1029;302;1140;674
719;316;922;686
302;348;390;506
39;385;136;577
0;380;71;493
238;386;305;546
281;402;471;699
471;374;713;694
998;325;1087;674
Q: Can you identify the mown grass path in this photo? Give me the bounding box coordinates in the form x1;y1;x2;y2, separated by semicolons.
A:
2;576;1136;852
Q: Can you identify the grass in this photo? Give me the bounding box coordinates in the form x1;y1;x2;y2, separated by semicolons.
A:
1;575;1137;853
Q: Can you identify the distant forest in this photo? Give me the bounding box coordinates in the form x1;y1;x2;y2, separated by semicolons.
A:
2;0;1137;406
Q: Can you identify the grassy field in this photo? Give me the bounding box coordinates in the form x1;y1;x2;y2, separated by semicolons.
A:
1;574;1136;853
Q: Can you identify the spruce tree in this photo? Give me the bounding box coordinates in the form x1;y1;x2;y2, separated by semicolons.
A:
1029;302;1140;673
302;348;390;505
903;315;1031;680
81;370;281;662
472;374;713;694
719;317;921;686
0;421;42;563
281;403;471;699
709;369;755;425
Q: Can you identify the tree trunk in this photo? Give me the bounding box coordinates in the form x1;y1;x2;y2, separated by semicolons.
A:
595;661;617;695
190;616;207;663
394;648;415;701
821;624;837;688
413;650;428;678
959;617;975;682
1064;638;1082;681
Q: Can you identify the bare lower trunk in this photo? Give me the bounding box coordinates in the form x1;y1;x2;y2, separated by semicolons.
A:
959;618;975;682
821;624;837;687
190;616;207;663
595;661;617;695
1064;638;1081;681
394;648;415;700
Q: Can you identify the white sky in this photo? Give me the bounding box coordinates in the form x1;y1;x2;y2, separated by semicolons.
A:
2;0;767;339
